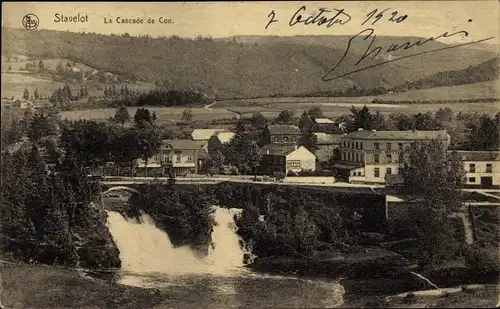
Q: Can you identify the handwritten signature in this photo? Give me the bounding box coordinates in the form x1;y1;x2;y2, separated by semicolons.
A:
322;28;495;81
265;6;495;82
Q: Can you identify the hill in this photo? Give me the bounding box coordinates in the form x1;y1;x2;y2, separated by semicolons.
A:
2;28;497;100
395;57;499;91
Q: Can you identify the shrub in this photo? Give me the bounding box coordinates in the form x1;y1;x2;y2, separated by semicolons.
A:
403;292;417;304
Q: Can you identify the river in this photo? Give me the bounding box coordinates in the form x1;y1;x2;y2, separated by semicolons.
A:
105;208;345;308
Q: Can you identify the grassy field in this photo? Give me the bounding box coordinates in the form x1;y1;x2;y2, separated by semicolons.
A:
215;81;500;119
1;72;155;100
60;106;239;124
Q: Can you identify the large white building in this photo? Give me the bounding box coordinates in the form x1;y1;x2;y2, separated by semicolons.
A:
455;150;500;188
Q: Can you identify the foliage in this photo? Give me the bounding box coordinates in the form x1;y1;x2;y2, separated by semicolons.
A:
133;107;156;128
142;183;216;246
298;111;318;152
274;110;294;125
0;142;120;268
348;105;373;131
113;105;130;126
221;132;262;175
398;140;465;267
181;107;193;123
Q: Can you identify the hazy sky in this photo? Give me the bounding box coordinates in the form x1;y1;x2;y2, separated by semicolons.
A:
2;1;499;44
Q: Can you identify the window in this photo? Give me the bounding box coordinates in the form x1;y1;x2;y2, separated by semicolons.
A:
176;155;181;163
469;164;475;173
360;142;363;149
355;142;359;149
347;152;351;161
398;143;403;150
374;168;380;178
374;143;379;150
360;154;364;162
468;177;476;183
374;154;379;163
386;143;392;150
187;156;193;162
386;167;392;175
355;153;359;162
386;154;392;163
486;164;492;173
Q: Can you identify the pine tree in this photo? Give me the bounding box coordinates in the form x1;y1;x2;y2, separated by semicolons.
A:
23;88;30;100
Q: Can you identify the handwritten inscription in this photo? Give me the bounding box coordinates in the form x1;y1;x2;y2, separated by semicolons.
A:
265;6;494;81
289;6;351;27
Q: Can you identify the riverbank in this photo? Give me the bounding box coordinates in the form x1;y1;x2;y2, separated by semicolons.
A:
1;262;498;309
0;262;164;309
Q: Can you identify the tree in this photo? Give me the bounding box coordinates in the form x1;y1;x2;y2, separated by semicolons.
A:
34;88;40;100
308;107;324;119
56;63;64;76
182;108;193;123
135;126;161;177
23;88;29;100
250;112;267;130
399;140;465;267
112;84;117;97
275;110;294;124
27;111;58;143
114;105;130;127
468;114;499;151
223;133;262;174
134;108;155;128
349;105;373;131
104;86;109;97
83;86;89;98
38;60;45;74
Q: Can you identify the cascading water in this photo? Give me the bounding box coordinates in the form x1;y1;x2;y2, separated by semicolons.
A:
105;206;253;277
105;205;345;307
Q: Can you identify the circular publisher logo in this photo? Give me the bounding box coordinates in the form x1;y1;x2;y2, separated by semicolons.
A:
22;13;39;30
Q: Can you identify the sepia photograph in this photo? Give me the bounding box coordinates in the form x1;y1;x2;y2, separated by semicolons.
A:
0;1;499;308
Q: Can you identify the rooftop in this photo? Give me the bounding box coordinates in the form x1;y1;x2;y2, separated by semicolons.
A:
216;131;236;144
314;118;335;124
161;139;203;150
313;133;342;145
344;129;450;140
453;150;500;162
268;125;301;135
191;128;227;141
261;143;298;156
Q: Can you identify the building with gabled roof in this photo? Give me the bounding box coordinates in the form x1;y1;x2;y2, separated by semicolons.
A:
191;128;227;149
266;124;301;145
453;150;500;189
134;139;206;176
260;144;316;175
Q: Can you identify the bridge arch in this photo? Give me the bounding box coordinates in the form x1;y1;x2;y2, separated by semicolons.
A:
101;186;142;196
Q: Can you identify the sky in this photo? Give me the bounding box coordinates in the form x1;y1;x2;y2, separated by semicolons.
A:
1;1;499;44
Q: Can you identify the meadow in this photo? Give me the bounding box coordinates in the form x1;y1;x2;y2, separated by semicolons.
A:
60;106;239;124
1;71;155;100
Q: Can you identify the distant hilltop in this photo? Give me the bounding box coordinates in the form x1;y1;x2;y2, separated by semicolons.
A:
1;27;498;100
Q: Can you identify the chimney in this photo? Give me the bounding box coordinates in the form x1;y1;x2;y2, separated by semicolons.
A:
358;128;363;131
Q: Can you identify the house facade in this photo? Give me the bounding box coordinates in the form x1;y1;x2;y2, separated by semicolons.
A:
455;150;500;188
266;125;301;145
337;129;451;184
134;139;205;176
260;144;316;175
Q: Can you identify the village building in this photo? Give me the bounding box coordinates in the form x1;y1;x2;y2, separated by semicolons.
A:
335;129;451;184
313;132;342;162
266;125;301;145
191;128;228;150
455;150;499;189
260;144;316;175
134;139;206;176
313;118;338;133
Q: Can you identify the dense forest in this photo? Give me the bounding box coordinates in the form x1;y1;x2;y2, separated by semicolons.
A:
2;28;497;100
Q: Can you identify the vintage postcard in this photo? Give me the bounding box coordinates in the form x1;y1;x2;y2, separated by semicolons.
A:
1;1;499;308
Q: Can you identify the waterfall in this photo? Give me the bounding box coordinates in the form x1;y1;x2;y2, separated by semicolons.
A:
105;206;252;276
